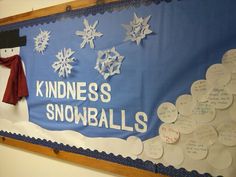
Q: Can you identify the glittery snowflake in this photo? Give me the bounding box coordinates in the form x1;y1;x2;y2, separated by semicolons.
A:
52;48;75;78
95;47;124;79
122;13;152;45
75;19;103;49
34;29;51;54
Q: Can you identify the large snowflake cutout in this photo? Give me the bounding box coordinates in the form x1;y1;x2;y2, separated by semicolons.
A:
95;47;124;79
75;19;103;49
52;48;75;78
122;13;152;45
34;29;51;54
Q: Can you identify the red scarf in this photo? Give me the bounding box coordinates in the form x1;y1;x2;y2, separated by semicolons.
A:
0;55;28;105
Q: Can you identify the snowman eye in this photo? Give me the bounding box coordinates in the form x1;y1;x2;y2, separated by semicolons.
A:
5;49;7;52
11;49;14;52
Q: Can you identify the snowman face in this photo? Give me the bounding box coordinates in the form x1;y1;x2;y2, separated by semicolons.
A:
0;47;20;58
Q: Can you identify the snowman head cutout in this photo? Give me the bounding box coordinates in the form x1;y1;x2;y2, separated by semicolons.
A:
0;29;26;58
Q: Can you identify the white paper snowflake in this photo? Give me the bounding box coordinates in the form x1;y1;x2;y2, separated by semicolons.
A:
75;19;103;49
34;29;51;54
95;47;124;79
123;13;152;45
52;48;75;78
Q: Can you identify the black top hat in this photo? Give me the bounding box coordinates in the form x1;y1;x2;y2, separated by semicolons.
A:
0;29;26;49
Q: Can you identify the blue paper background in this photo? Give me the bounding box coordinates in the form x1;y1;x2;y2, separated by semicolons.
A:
20;0;236;140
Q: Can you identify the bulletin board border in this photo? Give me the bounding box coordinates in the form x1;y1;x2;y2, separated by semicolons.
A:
0;131;215;177
0;0;179;30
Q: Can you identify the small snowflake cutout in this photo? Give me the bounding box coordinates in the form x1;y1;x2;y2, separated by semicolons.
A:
75;19;103;49
34;29;51;54
123;13;152;45
95;47;124;79
52;48;75;78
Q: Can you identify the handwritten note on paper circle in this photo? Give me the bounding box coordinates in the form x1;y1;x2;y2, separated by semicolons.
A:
157;102;178;123
194;125;218;146
163;145;184;166
159;123;180;144
229;103;236;122
144;139;163;159
226;73;236;94
127;136;143;155
191;102;216;123
174;114;196;134
207;146;232;170
176;94;196;116
191;80;212;102
184;139;208;160
208;87;233;109
222;49;236;73
218;123;236;146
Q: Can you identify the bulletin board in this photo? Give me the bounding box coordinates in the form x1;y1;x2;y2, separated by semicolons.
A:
0;0;236;177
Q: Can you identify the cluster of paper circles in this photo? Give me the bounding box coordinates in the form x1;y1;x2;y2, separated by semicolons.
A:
153;49;236;171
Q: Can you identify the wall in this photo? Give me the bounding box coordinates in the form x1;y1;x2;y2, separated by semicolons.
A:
0;144;118;177
0;0;73;18
0;1;119;177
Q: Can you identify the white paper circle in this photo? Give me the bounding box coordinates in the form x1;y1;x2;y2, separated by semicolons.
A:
127;136;143;155
222;49;236;73
176;94;196;116
191;80;212;102
206;64;231;86
218;123;236;146
163;145;184;166
174;114;196;134
159;123;180;144
157;102;178;123
229;103;236;122
208;87;233;109
194;125;218;146
207;146;232;170
191;102;216;123
226;73;236;94
144;139;163;159
184;139;208;160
